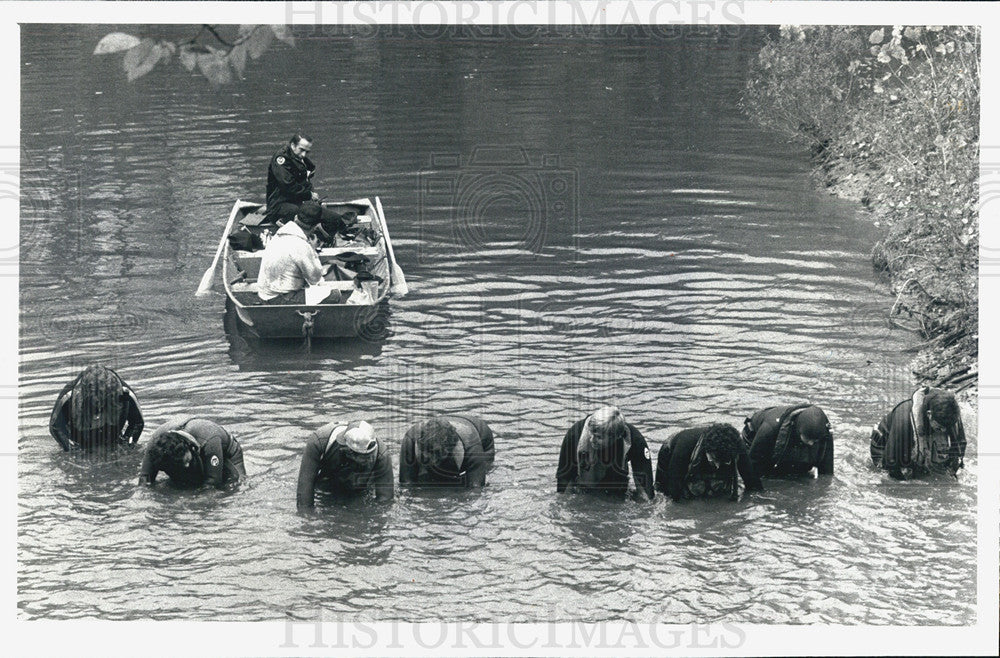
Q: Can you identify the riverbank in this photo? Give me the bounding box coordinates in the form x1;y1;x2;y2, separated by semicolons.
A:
742;26;979;399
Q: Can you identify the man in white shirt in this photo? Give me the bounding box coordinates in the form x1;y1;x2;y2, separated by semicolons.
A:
256;201;328;304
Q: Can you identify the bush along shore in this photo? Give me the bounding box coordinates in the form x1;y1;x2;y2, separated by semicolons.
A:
742;25;979;395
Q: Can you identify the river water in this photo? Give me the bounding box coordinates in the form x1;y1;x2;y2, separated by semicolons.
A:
18;25;977;624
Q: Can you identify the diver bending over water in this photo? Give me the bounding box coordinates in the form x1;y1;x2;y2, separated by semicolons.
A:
139;416;246;489
871;387;966;480
49;364;144;453
741;404;834;477
297;420;394;509
556;406;655;501
399;416;495;488
656;423;763;502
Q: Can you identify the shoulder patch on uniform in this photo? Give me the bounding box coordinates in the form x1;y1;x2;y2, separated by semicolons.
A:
210;455;220;467
644;447;650;460
276;156;285;165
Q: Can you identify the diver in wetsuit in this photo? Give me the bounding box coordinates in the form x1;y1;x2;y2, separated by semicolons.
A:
138;416;246;489
741;404;834;477
297;420;394;509
556;406;654;501
870;387;966;480
656;423;763;502
49;364;144;453
399;416;495;488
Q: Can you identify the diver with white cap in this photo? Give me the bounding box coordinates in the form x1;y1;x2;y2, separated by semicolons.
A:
556;406;654;501
296;420;394;509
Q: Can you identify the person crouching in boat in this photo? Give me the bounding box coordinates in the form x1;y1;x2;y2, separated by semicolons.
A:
256;201;331;305
741;404;834;477
265;133;321;225
296;420;394;510
870;387;966;480
264;133;358;236
399;416;496;489
556;406;654;501
49;364;144;454
138;417;246;489
655;423;763;502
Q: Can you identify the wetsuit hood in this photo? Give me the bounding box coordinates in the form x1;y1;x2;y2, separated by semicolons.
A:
69;365;125;433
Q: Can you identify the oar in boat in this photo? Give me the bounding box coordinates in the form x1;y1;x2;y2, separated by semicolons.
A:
196;201;242;296
375;196;408;296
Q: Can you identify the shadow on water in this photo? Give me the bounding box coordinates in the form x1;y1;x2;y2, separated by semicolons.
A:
223;298;388;371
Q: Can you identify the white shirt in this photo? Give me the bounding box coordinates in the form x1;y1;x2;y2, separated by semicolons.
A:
256;221;323;300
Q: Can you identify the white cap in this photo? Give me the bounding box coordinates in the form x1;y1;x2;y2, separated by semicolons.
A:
337;420;378;454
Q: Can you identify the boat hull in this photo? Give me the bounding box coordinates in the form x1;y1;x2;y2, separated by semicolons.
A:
229;297;389;339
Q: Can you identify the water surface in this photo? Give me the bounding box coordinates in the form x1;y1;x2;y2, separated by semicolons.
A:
18;25;977;623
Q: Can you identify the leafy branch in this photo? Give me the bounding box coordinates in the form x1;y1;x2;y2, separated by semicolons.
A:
93;25;295;85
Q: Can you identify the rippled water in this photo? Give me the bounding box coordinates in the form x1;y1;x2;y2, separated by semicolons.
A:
18;26;977;623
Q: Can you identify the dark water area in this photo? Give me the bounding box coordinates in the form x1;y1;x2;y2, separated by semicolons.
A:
18;25;977;623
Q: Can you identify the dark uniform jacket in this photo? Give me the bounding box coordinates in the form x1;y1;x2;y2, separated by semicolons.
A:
742;404;834;477
870;391;966;479
399;416;495;488
297;422;394;509
556;419;654;499
656;426;763;502
265;144;315;214
49;368;143;451
139;416;246;488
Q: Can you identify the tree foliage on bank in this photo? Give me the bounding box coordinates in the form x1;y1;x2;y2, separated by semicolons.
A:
93;25;295;85
743;26;979;391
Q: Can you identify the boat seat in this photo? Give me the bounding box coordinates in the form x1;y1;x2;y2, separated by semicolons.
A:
229;280;359;306
233;246;379;282
233;251;262;279
229;281;261;305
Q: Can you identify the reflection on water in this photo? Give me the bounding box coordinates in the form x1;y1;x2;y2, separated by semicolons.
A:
18;26;976;624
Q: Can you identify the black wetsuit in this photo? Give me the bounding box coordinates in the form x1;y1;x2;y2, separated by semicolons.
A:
870;398;966;479
556;419;655;499
742;405;834;477
48;369;143;452
265;144;316;222
656;426;763;502
296;422;394;509
138;416;246;488
399;416;495;488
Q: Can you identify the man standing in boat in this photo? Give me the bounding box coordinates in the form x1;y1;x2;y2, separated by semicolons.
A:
265;133;319;224
256;201;329;305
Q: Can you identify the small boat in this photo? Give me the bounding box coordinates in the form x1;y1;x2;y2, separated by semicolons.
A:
221;198;399;339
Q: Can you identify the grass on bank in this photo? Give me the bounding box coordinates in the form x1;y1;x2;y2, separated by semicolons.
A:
742;25;979;392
